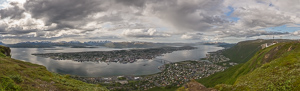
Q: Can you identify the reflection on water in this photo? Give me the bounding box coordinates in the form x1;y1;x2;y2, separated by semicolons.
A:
11;45;223;77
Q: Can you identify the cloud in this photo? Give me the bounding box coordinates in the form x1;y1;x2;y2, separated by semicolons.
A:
144;0;228;32
114;0;146;7
217;30;289;38
286;24;300;28
292;30;300;35
0;2;25;19
233;6;292;28
211;0;300;38
24;0;110;27
181;33;203;40
0;0;300;43
0;33;71;41
88;36;121;39
122;28;171;38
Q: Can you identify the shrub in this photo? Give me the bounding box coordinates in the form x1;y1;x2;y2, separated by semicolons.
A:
9;75;24;84
0;76;21;91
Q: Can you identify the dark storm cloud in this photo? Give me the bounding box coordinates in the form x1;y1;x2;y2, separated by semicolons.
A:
1;23;38;35
0;2;25;19
148;0;228;32
8;29;37;35
98;14;124;22
24;0;108;27
114;0;146;7
0;23;7;32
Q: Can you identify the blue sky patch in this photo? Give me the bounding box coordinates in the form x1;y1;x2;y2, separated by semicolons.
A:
264;25;300;33
225;6;234;16
225;6;240;22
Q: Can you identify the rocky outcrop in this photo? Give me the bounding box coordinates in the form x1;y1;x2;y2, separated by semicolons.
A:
0;45;11;57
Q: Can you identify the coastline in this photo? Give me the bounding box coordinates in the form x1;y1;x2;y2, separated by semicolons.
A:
70;46;230;90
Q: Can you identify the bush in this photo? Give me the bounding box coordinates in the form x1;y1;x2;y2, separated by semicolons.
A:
9;75;24;84
0;76;21;91
117;77;126;80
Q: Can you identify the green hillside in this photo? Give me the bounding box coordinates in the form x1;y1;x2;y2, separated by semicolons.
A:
214;41;300;90
196;39;292;87
195;41;300;91
0;45;108;91
196;64;243;87
222;39;292;63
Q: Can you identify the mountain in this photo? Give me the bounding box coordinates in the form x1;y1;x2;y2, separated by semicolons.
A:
5;41;112;48
214;41;300;90
197;39;294;87
185;41;300;90
221;39;293;64
0;45;108;91
4;41;193;48
0;42;4;46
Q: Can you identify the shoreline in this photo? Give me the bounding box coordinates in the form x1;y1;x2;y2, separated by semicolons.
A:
69;45;227;78
71;59;228;90
69;46;230;90
11;44;227;90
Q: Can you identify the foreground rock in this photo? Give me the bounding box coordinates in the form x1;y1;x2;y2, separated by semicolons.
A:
0;45;11;57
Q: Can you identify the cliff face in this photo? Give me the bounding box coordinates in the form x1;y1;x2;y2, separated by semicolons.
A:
0;45;11;57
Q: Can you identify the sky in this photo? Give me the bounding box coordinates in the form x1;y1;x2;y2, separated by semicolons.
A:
0;0;300;44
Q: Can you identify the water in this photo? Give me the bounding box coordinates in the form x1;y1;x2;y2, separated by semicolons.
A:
10;45;223;77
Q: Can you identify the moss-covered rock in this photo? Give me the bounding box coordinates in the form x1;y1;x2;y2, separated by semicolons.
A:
0;45;11;57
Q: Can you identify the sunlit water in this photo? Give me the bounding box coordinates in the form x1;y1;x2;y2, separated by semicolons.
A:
11;45;223;77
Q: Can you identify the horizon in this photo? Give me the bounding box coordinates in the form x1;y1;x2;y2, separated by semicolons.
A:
1;0;300;44
0;38;295;45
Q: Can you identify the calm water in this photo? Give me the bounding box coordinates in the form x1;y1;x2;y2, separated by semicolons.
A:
11;45;223;77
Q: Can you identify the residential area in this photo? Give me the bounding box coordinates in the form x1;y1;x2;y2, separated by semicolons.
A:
72;61;227;90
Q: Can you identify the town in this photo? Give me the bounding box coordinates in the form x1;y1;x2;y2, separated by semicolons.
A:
71;61;227;90
32;46;196;64
206;50;238;66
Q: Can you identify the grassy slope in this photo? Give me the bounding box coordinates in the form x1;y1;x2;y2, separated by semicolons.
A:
196;39;293;87
222;39;291;63
196;64;243;87
146;87;179;91
214;42;300;90
0;46;108;91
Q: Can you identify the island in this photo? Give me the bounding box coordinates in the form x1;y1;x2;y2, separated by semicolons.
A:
32;46;196;64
